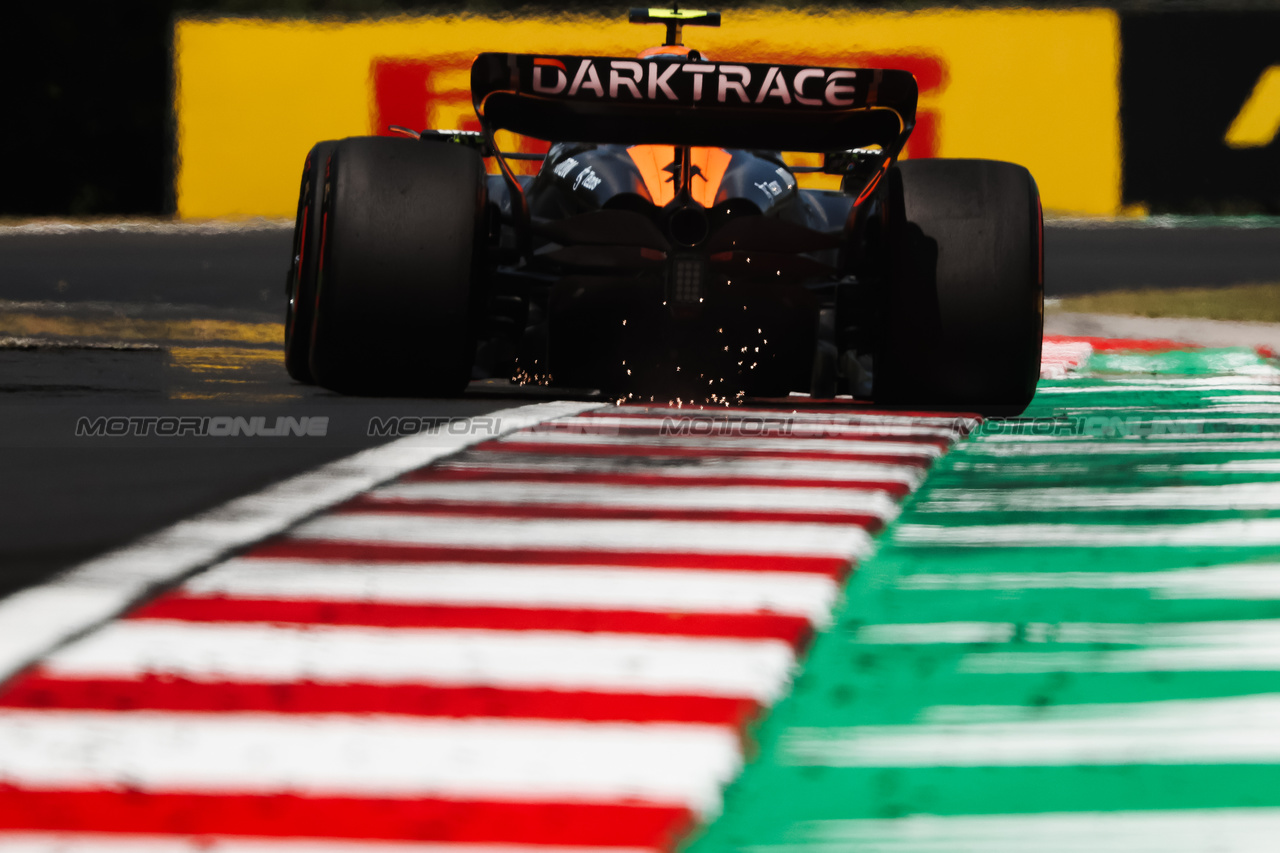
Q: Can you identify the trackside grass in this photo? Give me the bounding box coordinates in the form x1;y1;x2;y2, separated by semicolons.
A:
1054;282;1280;323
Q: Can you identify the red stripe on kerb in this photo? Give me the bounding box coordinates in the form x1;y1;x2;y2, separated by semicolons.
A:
405;468;915;496
478;441;937;464
0;675;761;726
245;540;853;577
335;497;883;529
0;787;692;848
127;596;814;646
1042;334;1197;353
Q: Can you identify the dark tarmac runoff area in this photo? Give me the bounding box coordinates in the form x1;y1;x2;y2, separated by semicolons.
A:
1;218;1278;597
0;222;564;599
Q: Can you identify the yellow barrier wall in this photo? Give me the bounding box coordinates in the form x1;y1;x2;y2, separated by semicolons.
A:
175;9;1119;218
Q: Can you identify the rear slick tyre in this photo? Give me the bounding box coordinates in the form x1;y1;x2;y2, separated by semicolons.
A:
873;158;1044;416
309;137;487;396
284;139;336;384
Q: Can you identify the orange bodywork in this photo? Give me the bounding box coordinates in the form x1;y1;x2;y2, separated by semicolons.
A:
626;145;733;208
637;45;700;59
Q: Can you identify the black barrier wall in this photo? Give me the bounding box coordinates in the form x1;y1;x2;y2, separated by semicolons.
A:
1122;10;1280;214
3;4;172;216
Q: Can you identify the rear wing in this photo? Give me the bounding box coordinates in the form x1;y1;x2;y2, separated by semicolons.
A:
470;53;918;156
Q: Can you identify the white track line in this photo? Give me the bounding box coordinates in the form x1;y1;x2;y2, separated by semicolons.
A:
287;514;874;559
853;622;1020;644
1038;383;1280;394
898;564;1280;599
1056;404;1280;414
1039;375;1279;389
780;694;1280;767
980;416;1280;432
962;439;1280;455
41;620;796;700
0;837;652;853
856;618;1280;648
1138;460;1280;474
362;482;900;518
0;401;601;684
917;483;1280;512
0;710;738;812
895;519;1280;547
953;618;1280;673
187;559;840;621
766;808;1280;853
1206;394;1280;404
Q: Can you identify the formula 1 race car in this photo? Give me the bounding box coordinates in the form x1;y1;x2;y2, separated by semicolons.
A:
285;8;1044;413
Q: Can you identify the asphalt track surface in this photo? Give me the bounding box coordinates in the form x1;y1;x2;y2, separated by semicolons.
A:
0;219;1277;598
0;224;567;599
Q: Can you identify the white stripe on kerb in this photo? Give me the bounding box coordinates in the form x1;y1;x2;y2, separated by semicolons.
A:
439;455;926;487
365;481;901;519
289;514;874;559
0;710;737;813
895;519;1280;547
917;483;1280;512
42;621;796;700
0;836;653;853
188;559;840;622
899;564;1280;599
781;694;1280;767
0;401;602;685
494;431;944;458
757;808;1280;853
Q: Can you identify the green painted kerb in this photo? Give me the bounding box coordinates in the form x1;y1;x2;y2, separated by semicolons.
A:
685;345;1280;853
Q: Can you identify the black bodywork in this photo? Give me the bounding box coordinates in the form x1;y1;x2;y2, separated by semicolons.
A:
449;50;920;399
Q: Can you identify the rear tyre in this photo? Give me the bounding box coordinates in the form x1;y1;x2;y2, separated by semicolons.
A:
310;137;487;396
873;158;1044;415
284;140;337;384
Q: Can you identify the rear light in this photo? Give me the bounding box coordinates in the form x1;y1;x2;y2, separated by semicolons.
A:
666;254;707;304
